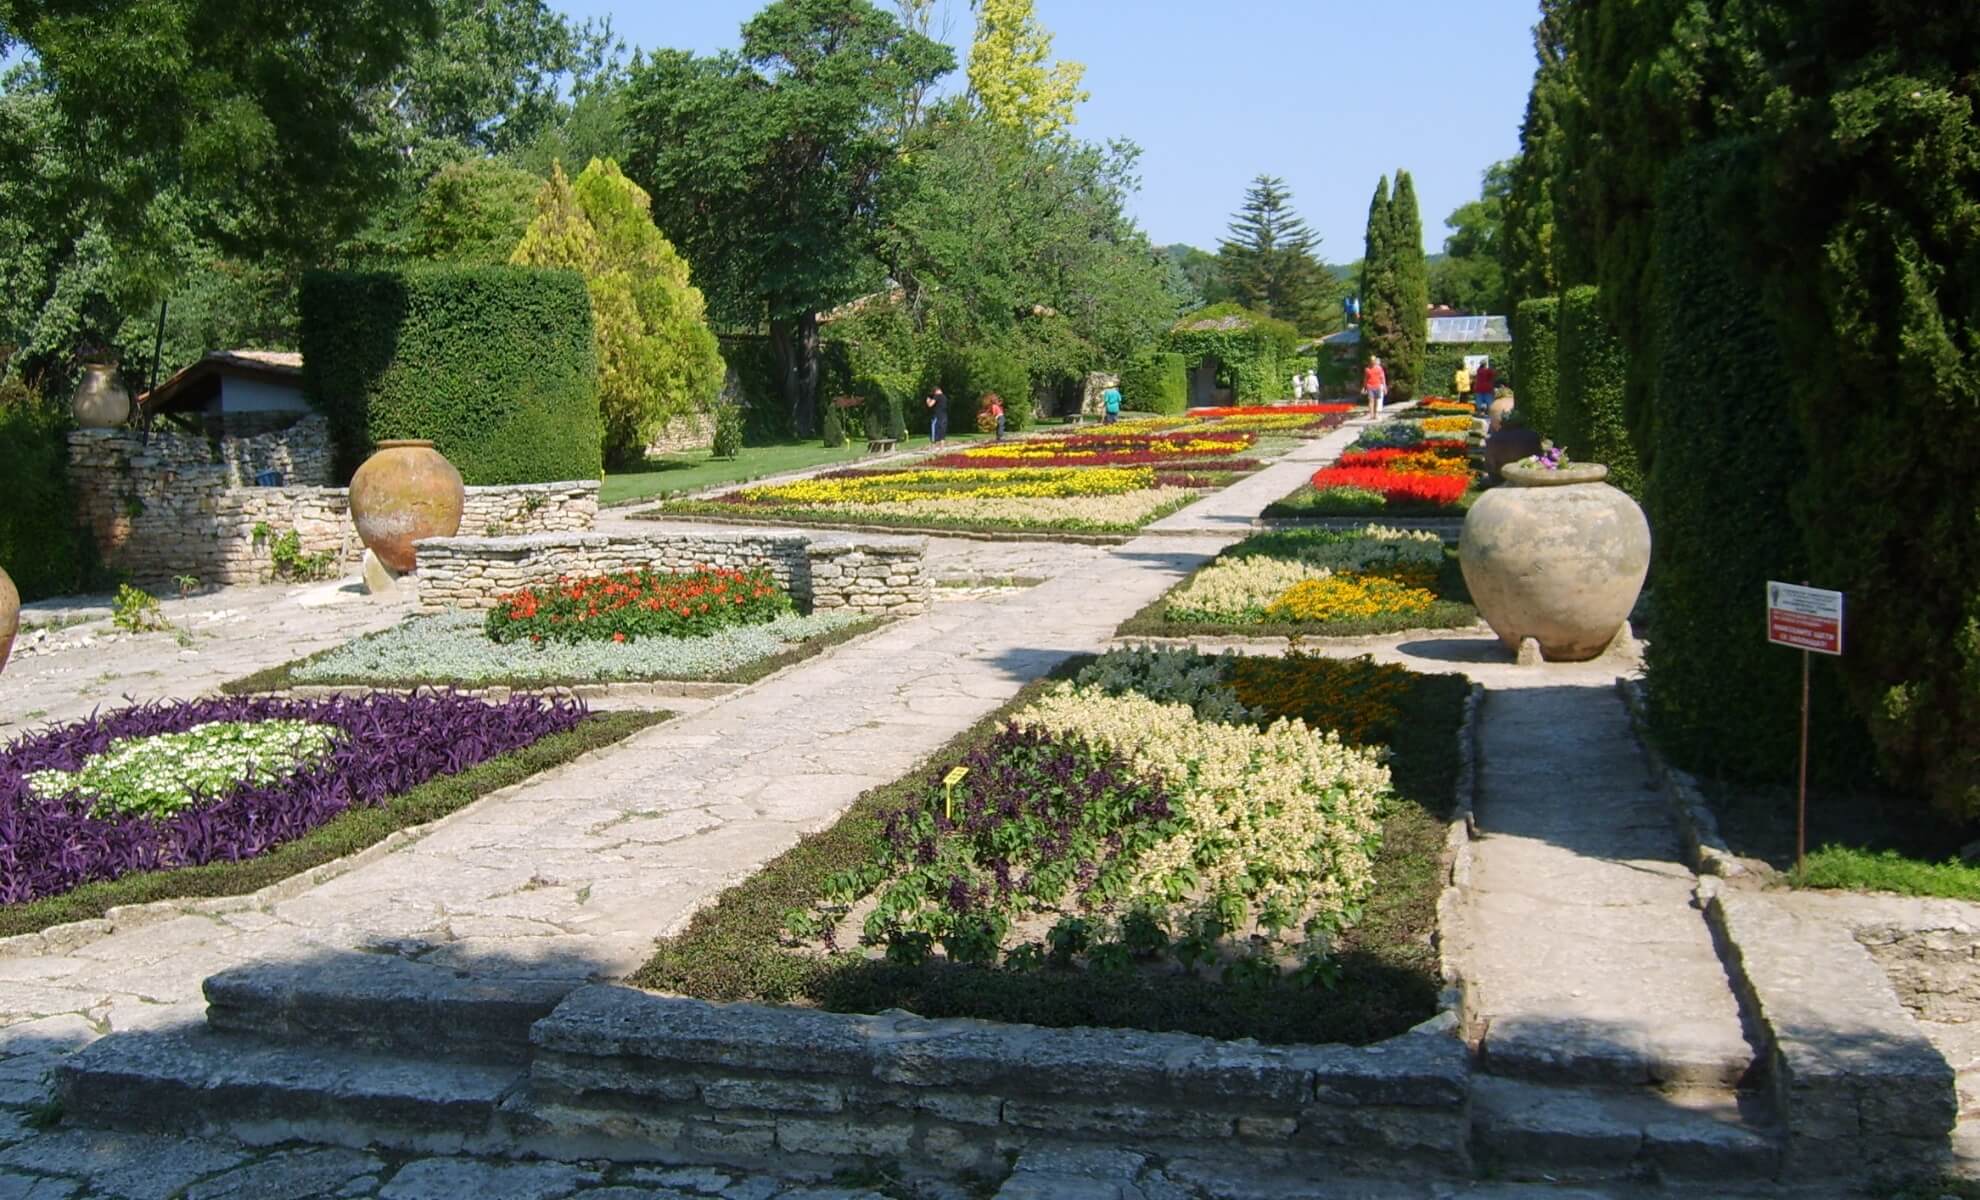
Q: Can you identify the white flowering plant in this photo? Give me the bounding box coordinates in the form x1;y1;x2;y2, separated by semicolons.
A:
26;719;340;820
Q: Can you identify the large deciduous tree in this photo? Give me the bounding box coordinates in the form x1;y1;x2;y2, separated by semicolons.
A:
622;0;952;437
1431;160;1510;314
966;0;1087;141
1215;175;1337;332
512;159;724;465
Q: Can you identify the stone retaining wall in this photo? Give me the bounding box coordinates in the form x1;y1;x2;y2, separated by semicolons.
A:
413;531;929;618
646;411;716;455
518;986;1471;1183
69;419;599;585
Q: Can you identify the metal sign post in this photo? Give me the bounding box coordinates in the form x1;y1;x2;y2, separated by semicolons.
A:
1766;581;1845;871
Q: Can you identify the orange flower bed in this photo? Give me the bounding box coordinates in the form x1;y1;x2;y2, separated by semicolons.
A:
1308;465;1470;506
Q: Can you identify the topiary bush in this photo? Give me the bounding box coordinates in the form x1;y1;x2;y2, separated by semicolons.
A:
711;400;744;459
1121;350;1187;415
0;383;90;601
1555;286;1638;496
1512;297;1560;439
821;405;846;448
1166;304;1298;406
1643;143;1866;786
302;266;601;485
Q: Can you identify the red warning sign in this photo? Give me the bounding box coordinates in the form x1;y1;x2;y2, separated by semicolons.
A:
1766;582;1843;656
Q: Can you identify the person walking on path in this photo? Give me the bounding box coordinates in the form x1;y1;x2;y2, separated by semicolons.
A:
1304;368;1319;401
1471;360;1497;414
987;393;1006;442
1103;383;1122;425
1291;372;1306;401
1454;362;1471;405
925;386;949;445
1362;356;1387;418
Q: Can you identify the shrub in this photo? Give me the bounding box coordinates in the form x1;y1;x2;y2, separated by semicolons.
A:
301;266;601;485
1166;304;1298;406
0;386;89;601
821;405;846;448
1555;285;1638;496
711;401;744;459
1512;297;1560;440
1644;142;1866;787
512;159;725;466
961;344;1030;432
1121;350;1187;416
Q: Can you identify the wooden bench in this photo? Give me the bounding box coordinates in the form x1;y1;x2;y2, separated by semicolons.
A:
866;437;897;454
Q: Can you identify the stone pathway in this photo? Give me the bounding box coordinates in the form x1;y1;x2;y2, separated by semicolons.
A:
1;579;412;731
1458;682;1756;1088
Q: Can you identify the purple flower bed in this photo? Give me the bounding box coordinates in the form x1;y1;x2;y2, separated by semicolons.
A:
0;693;587;905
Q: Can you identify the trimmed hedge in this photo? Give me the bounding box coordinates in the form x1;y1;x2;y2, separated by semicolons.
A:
1555;286;1639;496
1511;297;1560;439
301;266;601;485
1643;143;1865;785
1166;304;1297;406
1121;350;1187;415
0;390;90;601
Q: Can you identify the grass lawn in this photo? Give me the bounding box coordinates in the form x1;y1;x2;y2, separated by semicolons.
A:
1697;771;1978;899
599;433;995;507
633;654;1469;1046
0;711;667;939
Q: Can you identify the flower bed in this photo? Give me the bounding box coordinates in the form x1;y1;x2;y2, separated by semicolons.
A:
926;430;1258;470
633;645;1473;1045
1119;526;1478;638
1417;415;1474;437
1416;397;1473;414
486;567;792;645
635;648;1468;1044
233;609;877;692
1266;436;1479;517
1;693;588;906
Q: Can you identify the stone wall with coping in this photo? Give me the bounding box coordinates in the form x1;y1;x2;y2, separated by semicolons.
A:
516;986;1472;1182
69;417;598;586
646;411;716;455
411;531;929;619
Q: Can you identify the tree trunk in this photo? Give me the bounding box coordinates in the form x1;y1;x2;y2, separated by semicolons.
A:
769;312;822;438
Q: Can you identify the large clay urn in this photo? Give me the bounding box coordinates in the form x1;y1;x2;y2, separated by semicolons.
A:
1459;461;1650;662
0;565;17;676
71;363;130;428
348;440;464;573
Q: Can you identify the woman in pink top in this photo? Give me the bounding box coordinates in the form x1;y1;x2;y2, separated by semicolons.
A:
1362;356;1387;417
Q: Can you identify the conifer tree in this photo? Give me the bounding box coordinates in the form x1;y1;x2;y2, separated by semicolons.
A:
513;159;724;464
1358;175;1398;373
1215;175;1335;330
1387;170;1430;399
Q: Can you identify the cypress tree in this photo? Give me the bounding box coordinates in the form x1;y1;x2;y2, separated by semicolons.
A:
1357;176;1395;377
1387;170;1429;400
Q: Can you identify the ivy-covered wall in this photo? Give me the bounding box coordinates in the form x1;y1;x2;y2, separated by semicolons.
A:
1164;304;1298;407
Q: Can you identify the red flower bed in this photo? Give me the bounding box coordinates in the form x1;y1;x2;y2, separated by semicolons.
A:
486;567;793;645
1191;404;1354;416
925;429;1256;470
1335;441;1470;472
1309;465;1471;506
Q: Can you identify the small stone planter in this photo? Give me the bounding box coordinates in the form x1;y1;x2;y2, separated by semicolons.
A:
1459;461;1649;662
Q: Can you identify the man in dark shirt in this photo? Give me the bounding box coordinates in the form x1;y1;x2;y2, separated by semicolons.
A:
925;387;949;445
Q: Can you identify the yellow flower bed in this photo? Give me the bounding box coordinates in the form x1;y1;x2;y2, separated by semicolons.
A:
1191;413;1323;433
829;488;1189;529
1169;558;1331;621
1016;685;1388;943
1265;571;1439;623
738;466;1152;506
1388;448;1473;477
1420;415;1473;435
947;437;1248;461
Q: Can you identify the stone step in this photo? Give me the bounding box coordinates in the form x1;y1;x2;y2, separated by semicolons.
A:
1474;1012;1760;1090
203;955;579;1064
55;1024;523;1154
1470;1076;1782;1184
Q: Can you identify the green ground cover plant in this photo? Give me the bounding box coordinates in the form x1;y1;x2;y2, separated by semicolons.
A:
634;649;1469;1045
1118;527;1477;639
0;711;664;939
226;610;879;692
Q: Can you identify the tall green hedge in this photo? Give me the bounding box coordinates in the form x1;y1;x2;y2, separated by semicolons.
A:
1555;286;1638;495
302;267;601;485
1121;350;1186;415
1423;343;1512;403
1643;144;1864;783
1512;298;1560;439
0;389;90;601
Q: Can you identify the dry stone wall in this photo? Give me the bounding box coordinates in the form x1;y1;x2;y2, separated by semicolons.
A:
516;987;1472;1183
413;531;929;618
69;418;598;586
646;411;717;455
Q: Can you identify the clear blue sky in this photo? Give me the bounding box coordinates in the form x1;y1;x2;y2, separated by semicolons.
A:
557;0;1541;260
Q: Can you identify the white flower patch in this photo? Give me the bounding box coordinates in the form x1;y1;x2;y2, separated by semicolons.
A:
27;719;341;819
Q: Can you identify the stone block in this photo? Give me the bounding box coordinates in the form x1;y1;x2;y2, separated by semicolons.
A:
703;1077;844;1114
1002;1099;1234;1141
775;1116;914;1158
